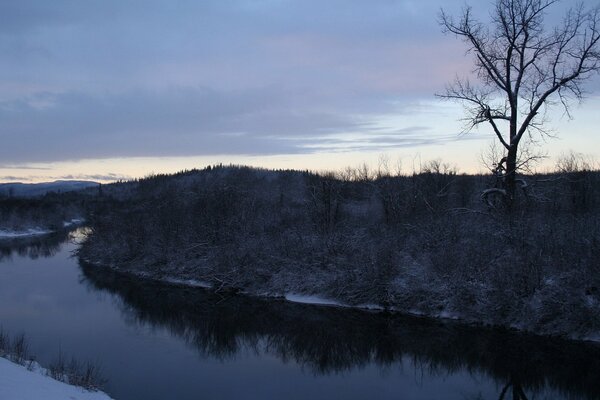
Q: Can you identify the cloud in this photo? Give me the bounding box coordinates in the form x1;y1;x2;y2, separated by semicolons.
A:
0;85;463;163
0;176;26;182
0;172;130;183
297;131;485;154
0;164;51;170
57;173;131;182
3;0;585;167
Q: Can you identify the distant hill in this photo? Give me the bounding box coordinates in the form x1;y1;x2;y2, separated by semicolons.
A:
0;180;99;198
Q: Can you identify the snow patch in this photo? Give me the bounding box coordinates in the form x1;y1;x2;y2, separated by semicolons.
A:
0;357;113;400
581;333;600;343
0;227;52;238
285;296;399;313
63;218;85;227
285;294;345;307
0;219;85;239
356;303;385;311
438;311;460;320
163;277;212;289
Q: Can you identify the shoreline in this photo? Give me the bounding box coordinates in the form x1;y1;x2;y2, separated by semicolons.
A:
80;258;600;346
0;356;112;400
0;219;85;240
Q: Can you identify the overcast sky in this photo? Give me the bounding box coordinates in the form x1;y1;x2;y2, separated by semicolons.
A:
1;0;598;182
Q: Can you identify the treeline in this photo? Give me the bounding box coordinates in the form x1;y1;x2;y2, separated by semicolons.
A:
78;161;600;339
0;230;70;261
0;192;88;232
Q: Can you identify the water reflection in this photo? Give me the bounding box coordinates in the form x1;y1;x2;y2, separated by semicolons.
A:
0;231;72;261
80;263;600;400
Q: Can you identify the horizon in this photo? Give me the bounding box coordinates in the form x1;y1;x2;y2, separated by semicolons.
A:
1;0;599;183
2;154;597;187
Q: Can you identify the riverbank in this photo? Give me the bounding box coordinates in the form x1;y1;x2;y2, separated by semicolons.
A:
0;219;84;239
78;165;600;343
0;327;110;399
2;233;598;400
79;260;600;400
80;257;600;345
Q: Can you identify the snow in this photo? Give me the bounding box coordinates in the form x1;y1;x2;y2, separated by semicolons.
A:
0;219;85;239
0;357;113;400
285;294;345;307
438;311;460;320
0;228;52;239
163;277;212;289
284;295;392;313
356;303;385;311
63;218;85;228
582;333;600;343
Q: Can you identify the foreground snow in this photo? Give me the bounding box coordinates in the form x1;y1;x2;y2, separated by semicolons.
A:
0;357;113;400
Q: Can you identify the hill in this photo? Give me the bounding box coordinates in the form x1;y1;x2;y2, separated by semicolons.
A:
0;181;98;198
78;164;600;340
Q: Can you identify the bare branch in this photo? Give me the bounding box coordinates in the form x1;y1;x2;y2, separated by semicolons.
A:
440;0;600;198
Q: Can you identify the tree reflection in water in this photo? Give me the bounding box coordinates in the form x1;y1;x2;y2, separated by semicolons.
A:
80;263;600;400
498;378;529;400
0;230;72;261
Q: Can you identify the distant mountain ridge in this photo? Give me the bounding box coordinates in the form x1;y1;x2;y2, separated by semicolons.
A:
0;180;99;198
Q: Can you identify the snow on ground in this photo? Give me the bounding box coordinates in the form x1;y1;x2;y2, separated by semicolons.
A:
0;219;85;239
0;357;113;400
163;277;212;289
285;294;345;307
284;294;385;312
0;227;52;239
356;303;385;311
63;218;85;228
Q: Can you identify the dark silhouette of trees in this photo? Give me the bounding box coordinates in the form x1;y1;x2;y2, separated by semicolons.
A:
439;0;600;203
77;165;600;339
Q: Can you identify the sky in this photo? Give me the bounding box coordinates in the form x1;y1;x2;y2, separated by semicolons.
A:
0;0;598;183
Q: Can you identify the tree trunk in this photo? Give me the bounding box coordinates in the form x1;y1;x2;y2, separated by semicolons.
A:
505;145;518;204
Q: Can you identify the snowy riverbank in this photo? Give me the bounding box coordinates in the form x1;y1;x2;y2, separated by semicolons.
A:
0;357;113;400
0;227;53;238
0;218;84;239
80;258;600;345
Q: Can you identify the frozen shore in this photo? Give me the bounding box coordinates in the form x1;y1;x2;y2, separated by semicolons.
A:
81;259;600;345
0;218;84;239
0;357;113;400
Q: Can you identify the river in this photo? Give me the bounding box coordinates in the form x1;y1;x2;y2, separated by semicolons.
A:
0;229;598;400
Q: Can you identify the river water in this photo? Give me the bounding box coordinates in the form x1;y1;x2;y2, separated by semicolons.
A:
0;230;598;400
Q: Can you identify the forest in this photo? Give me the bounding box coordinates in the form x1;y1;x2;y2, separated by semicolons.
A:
0;192;89;234
76;158;600;340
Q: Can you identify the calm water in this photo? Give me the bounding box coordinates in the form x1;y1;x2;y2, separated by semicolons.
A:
0;230;599;400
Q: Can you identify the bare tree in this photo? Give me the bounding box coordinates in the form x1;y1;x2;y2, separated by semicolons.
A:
439;0;600;203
